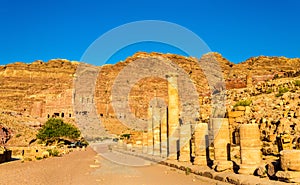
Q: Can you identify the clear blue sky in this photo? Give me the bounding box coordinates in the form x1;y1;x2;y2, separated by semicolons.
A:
0;0;299;65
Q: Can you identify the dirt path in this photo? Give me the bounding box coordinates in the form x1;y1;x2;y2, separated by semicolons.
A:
0;145;226;185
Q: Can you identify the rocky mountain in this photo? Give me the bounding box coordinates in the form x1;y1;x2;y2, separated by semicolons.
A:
1;52;300;146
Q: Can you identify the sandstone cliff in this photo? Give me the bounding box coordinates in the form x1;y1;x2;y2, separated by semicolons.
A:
1;52;300;145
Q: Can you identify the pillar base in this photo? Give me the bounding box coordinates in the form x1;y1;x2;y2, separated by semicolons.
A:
142;146;147;154
193;156;207;166
238;164;259;175
147;147;153;155
179;153;190;162
213;160;233;172
168;153;178;160
161;154;168;159
153;150;160;156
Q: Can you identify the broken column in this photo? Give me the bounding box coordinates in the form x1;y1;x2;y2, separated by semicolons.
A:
179;123;191;162
239;123;262;175
117;139;124;149
280;150;300;171
147;106;153;155
160;106;168;158
276;150;300;183
166;73;180;160
193;122;208;165
152;104;161;156
212;118;233;172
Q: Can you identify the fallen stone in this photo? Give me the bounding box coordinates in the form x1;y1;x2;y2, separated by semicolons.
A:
235;106;246;111
280;150;300;171
266;161;280;179
214;172;231;182
255;165;267;178
276;170;300;183
215;161;233;172
202;170;216;179
226;173;242;185
228;111;245;118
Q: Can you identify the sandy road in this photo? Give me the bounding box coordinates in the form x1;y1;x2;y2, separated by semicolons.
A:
0;144;228;185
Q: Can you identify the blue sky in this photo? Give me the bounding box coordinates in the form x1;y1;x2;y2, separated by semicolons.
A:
0;0;299;65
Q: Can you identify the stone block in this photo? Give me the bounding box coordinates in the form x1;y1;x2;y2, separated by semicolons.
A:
239;164;259;175
202;170;216;179
226;173;243;185
280;150;300;171
228;111;245;118
276;170;300;183
235;117;245;123
266;161;280;178
214;160;233;172
214;172;231;182
235;106;246;111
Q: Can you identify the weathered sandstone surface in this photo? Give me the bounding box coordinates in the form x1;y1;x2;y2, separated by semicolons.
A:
1;52;300;147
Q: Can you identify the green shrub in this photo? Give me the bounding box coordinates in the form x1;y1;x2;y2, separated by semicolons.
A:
51;149;59;157
234;99;252;107
278;87;289;94
266;89;273;94
37;118;81;142
47;148;60;157
295;80;300;86
275;87;289;97
16;133;21;138
185;167;191;175
36;156;43;160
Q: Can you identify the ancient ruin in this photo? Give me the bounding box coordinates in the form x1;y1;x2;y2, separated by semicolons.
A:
1;52;300;183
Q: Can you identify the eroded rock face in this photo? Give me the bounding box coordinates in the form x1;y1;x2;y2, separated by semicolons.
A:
0;125;11;145
0;59;77;118
94;52;300;135
1;52;300;143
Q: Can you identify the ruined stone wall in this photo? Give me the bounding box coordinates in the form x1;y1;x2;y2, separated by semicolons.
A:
0;59;77;119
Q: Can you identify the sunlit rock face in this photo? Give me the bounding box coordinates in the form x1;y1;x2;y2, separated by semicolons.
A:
2;52;300;144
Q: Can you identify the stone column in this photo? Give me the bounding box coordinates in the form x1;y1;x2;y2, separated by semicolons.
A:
160;106;168;158
118;139;124;149
179;124;191;162
147;106;153;155
239;124;262;174
142;131;148;154
135;136;143;153
153;105;161;156
212;118;233;172
193;123;208;165
166;73;180;160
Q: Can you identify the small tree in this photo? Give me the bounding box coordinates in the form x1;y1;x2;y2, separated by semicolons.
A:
37;118;80;143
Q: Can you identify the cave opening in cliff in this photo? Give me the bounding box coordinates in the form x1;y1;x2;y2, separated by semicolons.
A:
61;112;64;118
